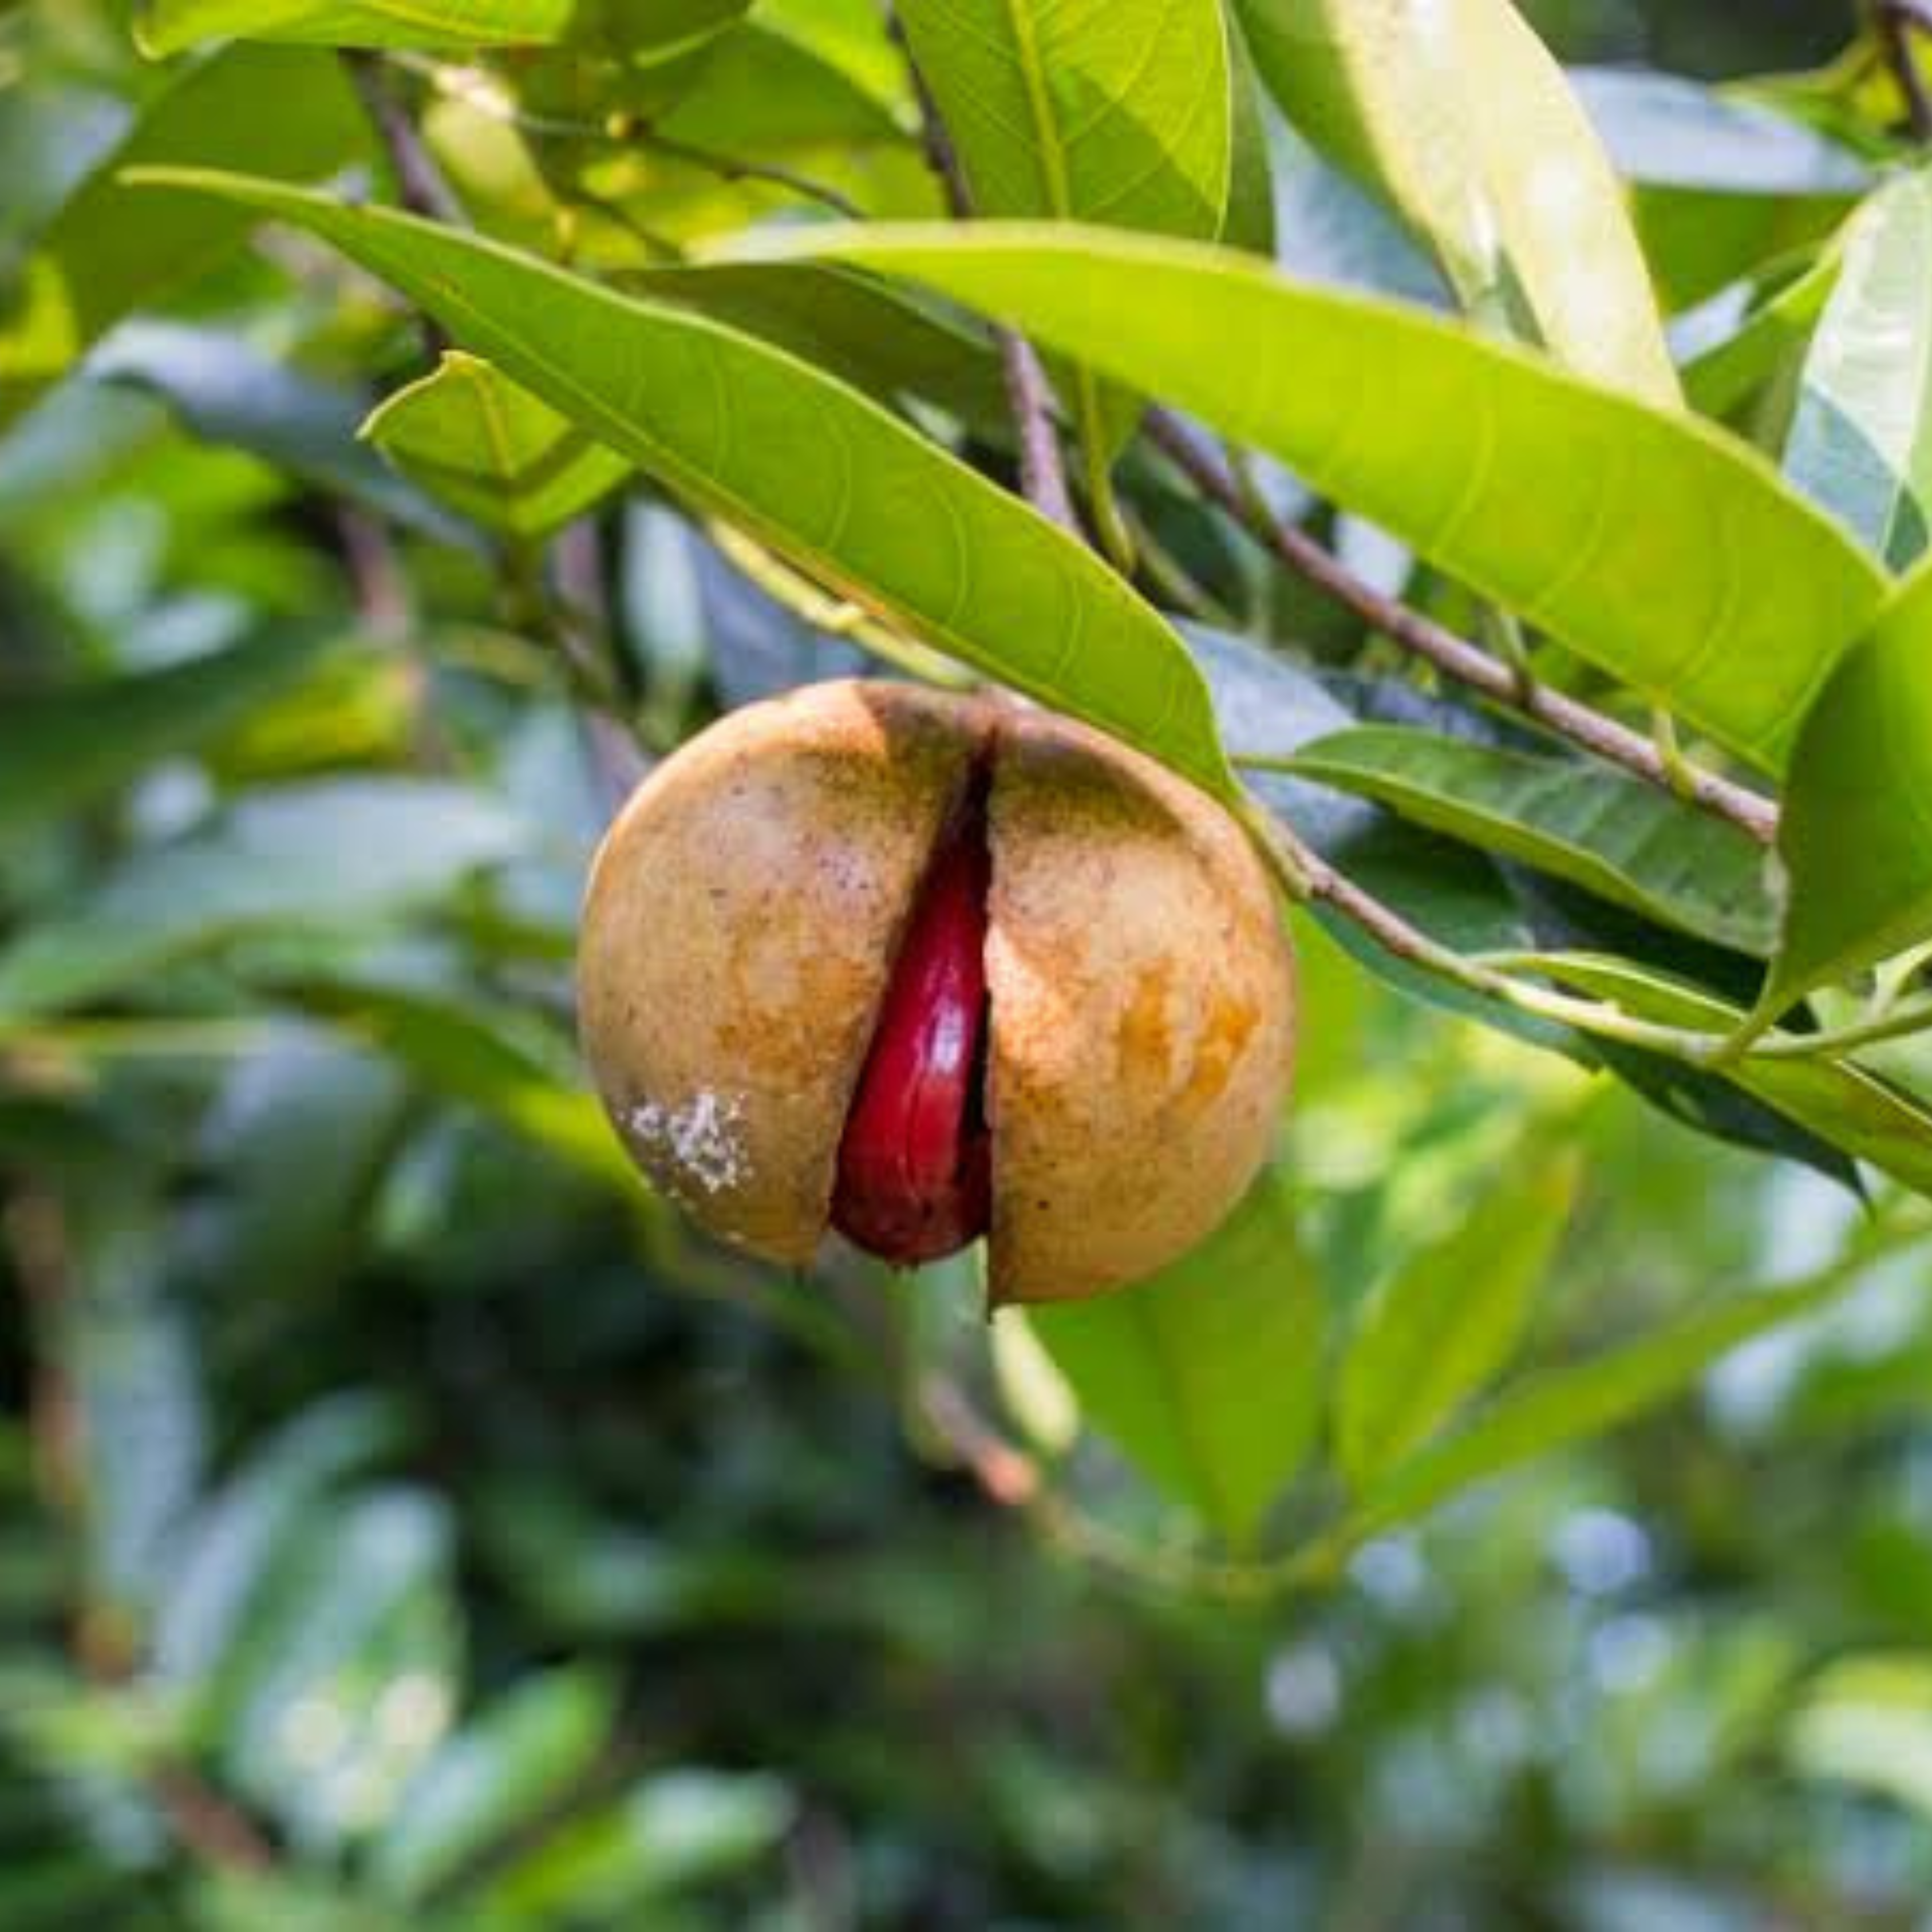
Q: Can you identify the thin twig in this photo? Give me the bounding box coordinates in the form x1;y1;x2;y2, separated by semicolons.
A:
343;52;466;226
386;56;864;220
1234;796;1736;1064
1147;409;1781;847
891;17;1083;538
1876;1;1932;140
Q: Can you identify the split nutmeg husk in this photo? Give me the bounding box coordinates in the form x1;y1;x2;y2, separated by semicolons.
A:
578;679;1297;1304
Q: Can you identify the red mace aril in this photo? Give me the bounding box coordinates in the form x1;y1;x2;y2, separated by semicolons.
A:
831;782;993;1265
577;679;1297;1305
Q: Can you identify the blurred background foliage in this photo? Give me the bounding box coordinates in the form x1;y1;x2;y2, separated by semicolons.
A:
14;0;1932;1927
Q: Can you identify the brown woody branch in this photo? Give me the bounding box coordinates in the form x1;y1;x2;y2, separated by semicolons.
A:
1144;409;1781;847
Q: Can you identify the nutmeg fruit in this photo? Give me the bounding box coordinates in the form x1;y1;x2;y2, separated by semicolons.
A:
578;679;1297;1303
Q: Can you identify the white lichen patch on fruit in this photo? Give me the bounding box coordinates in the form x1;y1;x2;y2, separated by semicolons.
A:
624;1089;750;1195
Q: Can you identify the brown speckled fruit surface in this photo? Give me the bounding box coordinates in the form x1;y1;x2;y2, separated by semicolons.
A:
579;681;985;1262
578;679;1297;1301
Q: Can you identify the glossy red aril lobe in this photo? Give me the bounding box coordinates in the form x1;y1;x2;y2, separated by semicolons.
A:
831;789;993;1265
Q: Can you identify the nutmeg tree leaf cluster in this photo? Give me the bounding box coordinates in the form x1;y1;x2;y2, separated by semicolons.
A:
16;0;1932;1922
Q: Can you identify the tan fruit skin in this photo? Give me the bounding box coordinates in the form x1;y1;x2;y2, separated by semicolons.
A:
578;679;1297;1301
578;680;983;1263
985;710;1297;1303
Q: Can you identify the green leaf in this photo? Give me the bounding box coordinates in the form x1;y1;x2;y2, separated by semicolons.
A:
289;971;635;1189
897;0;1238;455
0;779;528;1023
482;1769;793;1918
773;222;1888;772
0;46;366;432
1343;1235;1911;1542
1237;0;1677;405
1337;1141;1579;1487
1785;169;1932;571
212;1487;460;1854
1682;245;1842;422
1768;560;1932;1012
0;630;335;841
1530;954;1932;1197
92;323;462;542
1285;725;1779;955
1788;1656;1932;1822
899;0;1234;236
125;174;1231;794
362;351;632;539
370;1668;618;1903
633;262;1009;433
154;1394;412;1693
1026;1166;1326;1550
134;0;571;54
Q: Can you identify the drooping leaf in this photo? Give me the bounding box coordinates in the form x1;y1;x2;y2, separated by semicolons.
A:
1237;0;1677;404
1785;168;1932;571
1767;559;1932;1016
135;0;571;54
0;780;528;1022
0;46;365;432
1341;1234;1918;1543
0;629;336;840
362;351;632;539
1337;1140;1579;1486
1285;725;1779;954
1026;1166;1326;1550
1530;954;1932;1197
126;174;1232;793
777;222;1888;772
370;1668;618;1903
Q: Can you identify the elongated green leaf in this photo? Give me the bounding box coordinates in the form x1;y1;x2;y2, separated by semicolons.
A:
155;1394;412;1692
364;352;631;539
0;46;365;432
370;1668;618;1902
632;262;1008;433
481;1770;793;1919
899;0;1234;238
1238;0;1676;405
0;780;527;1024
1789;1657;1932;1822
0;631;335;840
1785;169;1932;571
1768;560;1932;1012
1344;1235;1916;1542
1286;725;1778;955
777;222;1888;772
126;175;1231;793
897;0;1235;459
1531;954;1932;1196
135;0;570;53
1683;246;1841;421
1337;1142;1578;1487
213;1487;459;1854
1026;1167;1325;1550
